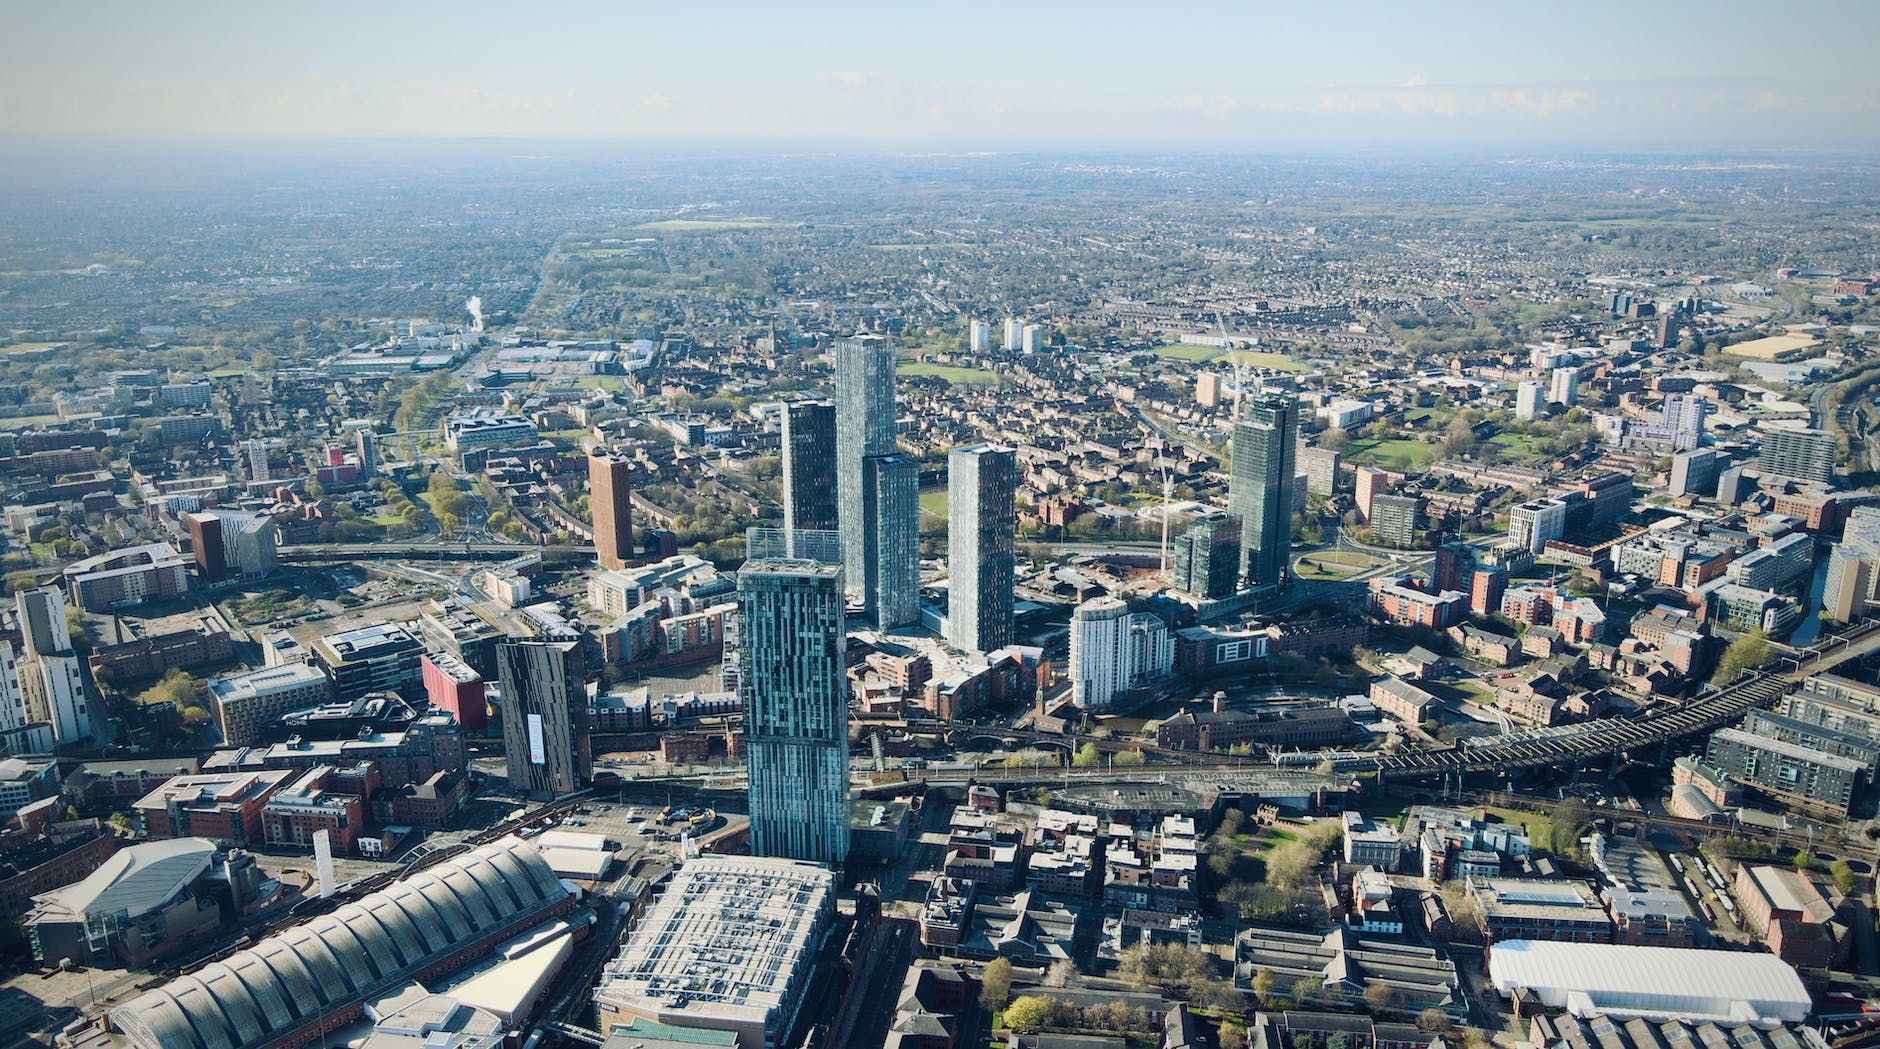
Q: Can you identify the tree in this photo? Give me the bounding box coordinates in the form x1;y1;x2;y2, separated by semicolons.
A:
1292;977;1318;1006
1250;966;1276;1004
1220;1022;1250;1049
1793;850;1815;872
1113;749;1145;766
1417;1009;1452;1033
1320;427;1350;453
1072;743;1100;767
303;478;326;502
1364;982;1401;1014
979;958;1014;1011
1548;799;1591;859
1832;859;1857;893
1712;629;1771;684
1044;958;1079;988
1001;995;1056;1033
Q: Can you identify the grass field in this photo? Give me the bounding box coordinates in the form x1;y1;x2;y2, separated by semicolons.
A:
1294;550;1388;579
1344;436;1437;469
1489;432;1551;461
635;218;779;233
900;363;1002;385
919;489;947;533
1479;804;1555;850
1155;343;1227;362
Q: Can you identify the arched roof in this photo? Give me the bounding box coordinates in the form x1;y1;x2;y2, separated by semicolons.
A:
108;837;568;1049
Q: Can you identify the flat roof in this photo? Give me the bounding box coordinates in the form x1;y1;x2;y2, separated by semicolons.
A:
1487;940;1809;1025
596;855;833;1030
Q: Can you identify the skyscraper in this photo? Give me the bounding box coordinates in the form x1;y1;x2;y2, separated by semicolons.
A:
969;319;990;352
589;450;634;571
835;333;918;629
836;333;898;597
781;400;837;534
947;444;1017;654
497;637;590;800
1171;511;1241;601
1069;597;1172;713
862;453;920;629
1228;392;1298;590
740;559;850;866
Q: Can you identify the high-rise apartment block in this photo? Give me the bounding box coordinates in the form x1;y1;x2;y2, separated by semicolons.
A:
589;450;635;571
1515;381;1545;421
739;560;850;866
497;637;590;800
969;319;990;352
1069;597;1172;713
781;401;838;534
1298;445;1340;495
1549;367;1580;406
1228;393;1297;590
946;444;1017;655
835;333;917;628
1370;495;1420;549
1759;427;1835;486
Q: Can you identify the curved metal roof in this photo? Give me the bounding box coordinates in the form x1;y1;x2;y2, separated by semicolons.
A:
33;837;216;922
108;837;569;1049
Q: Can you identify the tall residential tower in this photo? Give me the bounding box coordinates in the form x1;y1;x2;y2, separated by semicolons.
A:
781;400;838;534
835;333;918;628
739;559;850;866
589;450;634;571
1228;392;1298;591
946;444;1017;655
497;637;590;800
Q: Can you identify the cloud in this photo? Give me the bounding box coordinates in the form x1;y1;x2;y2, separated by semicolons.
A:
822;70;869;91
1403;74;1427;88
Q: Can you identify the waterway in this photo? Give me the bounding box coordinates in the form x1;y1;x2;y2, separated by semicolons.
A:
1788;541;1832;647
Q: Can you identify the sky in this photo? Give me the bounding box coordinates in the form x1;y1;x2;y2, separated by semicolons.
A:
2;0;1877;151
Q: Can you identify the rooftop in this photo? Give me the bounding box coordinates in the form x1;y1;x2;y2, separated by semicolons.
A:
30;837;216;922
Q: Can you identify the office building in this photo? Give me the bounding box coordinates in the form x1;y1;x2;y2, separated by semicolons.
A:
1549;367;1580;406
24;837;223;969
1669;448;1724;498
1716;464;1751;505
1759;426;1835;485
1228;392;1297;590
862;453;920;629
1515;381;1545;421
1171;511;1242;601
208;663;333;748
780;400;837;534
1370;494;1419;549
497;638;589;800
1509;498;1569;554
1574;471;1634;526
588;449;634;571
1069;597;1172;713
595;855;835;1049
313;623;422;700
739;560;849;865
946;444;1016;655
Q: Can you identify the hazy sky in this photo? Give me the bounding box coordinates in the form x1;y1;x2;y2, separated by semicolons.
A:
3;0;1876;150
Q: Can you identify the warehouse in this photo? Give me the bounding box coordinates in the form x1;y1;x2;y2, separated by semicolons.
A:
1487;940;1810;1026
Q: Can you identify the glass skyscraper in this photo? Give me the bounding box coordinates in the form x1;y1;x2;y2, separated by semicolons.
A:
1171;510;1242;600
1228;392;1298;591
739;559;851;866
833;333;918;628
781;400;837;534
946;444;1017;654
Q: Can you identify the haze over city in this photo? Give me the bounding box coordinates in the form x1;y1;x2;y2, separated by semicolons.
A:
1;6;1880;1049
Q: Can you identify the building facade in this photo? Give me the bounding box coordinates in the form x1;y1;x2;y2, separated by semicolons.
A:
589;450;635;571
781;400;838;534
1228;393;1297;590
739;560;850;866
946;444;1017;655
